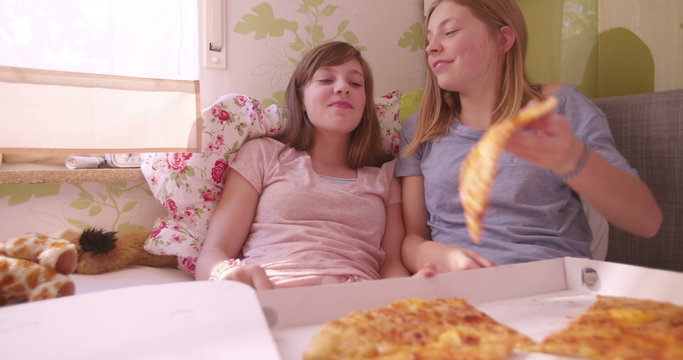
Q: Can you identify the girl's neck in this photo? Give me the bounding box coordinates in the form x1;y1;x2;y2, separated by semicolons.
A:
307;134;357;179
456;62;503;130
458;89;499;131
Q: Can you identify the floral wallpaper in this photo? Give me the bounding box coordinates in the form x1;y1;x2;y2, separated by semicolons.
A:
0;181;165;240
232;0;370;106
2;0;678;241
202;0;426;107
0;0;426;241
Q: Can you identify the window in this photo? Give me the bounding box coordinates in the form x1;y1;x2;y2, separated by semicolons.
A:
0;0;201;154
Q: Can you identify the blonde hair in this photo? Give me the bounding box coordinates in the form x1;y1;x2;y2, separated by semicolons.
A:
275;41;391;168
404;0;543;155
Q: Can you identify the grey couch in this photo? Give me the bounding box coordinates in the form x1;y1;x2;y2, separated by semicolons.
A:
593;89;683;272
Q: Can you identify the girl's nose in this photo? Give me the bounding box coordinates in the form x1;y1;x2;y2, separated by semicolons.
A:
426;40;440;55
335;82;349;94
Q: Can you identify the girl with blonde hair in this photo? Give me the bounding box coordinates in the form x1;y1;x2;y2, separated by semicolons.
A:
398;0;662;273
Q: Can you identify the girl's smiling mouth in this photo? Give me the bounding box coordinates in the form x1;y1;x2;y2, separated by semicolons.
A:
330;101;353;108
432;59;452;71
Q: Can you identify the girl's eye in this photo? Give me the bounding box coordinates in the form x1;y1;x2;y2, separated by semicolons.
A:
318;79;332;83
445;29;458;36
350;82;363;87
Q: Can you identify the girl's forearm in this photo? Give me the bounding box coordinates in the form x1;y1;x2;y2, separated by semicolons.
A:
402;233;429;273
567;151;663;237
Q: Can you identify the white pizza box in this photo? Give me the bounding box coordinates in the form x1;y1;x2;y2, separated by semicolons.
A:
1;257;681;360
256;257;683;359
0;280;280;360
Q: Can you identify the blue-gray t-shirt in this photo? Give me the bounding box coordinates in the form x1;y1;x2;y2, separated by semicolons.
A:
395;85;638;265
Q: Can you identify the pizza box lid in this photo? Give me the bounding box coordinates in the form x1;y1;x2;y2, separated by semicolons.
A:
0;280;280;360
256;257;683;359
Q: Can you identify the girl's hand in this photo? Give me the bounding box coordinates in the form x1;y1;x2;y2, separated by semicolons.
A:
420;241;495;272
440;245;496;271
506;104;584;176
412;262;437;278
220;264;275;290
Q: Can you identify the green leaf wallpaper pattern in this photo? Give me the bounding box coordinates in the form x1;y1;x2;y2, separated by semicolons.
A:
234;1;367;106
398;22;424;52
263;91;286;109
0;183;61;206
234;3;298;40
116;222;148;234
0;181;154;233
70;181;152;232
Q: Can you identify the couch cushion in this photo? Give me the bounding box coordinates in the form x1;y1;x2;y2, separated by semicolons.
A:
593;89;683;271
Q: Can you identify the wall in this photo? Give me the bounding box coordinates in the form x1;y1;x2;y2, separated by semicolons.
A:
0;1;427;240
200;0;426;108
0;180;165;239
520;0;683;98
2;0;680;240
598;0;682;96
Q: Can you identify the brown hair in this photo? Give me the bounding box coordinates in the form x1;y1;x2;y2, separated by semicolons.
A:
275;41;391;168
403;0;543;155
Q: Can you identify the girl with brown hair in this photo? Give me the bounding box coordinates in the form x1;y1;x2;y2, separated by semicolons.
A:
196;41;433;289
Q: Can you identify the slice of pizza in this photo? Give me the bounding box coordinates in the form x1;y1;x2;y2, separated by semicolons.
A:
459;97;558;244
304;297;534;360
533;295;683;359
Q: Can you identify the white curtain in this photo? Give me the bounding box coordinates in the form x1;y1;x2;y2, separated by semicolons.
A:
0;0;200;154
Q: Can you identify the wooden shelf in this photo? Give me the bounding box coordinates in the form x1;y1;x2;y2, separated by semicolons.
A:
0;168;145;184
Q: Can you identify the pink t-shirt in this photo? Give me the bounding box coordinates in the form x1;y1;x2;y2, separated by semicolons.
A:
230;137;401;287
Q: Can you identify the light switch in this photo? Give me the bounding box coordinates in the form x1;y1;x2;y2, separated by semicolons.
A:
203;0;226;69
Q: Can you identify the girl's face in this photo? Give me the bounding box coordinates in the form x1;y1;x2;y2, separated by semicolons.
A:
425;1;501;94
303;59;366;138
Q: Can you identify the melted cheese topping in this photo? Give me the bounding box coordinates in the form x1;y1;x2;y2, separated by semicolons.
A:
535;295;683;359
304;297;533;360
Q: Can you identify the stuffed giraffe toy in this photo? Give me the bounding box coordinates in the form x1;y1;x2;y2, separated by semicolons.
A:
0;233;77;305
0;228;178;306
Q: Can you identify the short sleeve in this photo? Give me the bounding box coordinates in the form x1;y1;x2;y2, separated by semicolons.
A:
557;86;639;178
381;160;401;206
229;138;280;194
395;112;424;177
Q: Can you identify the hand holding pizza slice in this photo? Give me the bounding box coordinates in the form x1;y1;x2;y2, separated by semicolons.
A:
459;97;559;244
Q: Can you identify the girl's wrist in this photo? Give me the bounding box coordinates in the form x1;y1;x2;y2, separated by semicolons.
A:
557;140;591;181
209;258;245;281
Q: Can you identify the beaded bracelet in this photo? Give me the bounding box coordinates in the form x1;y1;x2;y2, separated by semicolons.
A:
560;141;592;181
209;258;245;281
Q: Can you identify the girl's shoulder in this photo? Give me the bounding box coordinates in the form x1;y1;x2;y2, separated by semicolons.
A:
540;83;596;110
235;137;290;164
240;137;284;152
541;83;588;101
541;82;565;97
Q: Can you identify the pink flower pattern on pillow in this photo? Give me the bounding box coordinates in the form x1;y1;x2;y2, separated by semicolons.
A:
376;89;403;155
141;91;402;276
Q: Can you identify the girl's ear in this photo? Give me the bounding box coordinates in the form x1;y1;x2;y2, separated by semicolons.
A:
499;25;516;54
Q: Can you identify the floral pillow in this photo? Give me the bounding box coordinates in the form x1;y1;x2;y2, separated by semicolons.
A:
141;90;402;276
